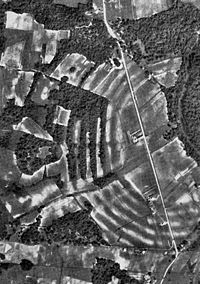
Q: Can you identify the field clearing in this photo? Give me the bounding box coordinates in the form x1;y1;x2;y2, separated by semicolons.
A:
148;57;182;88
13;117;54;141
132;0;169;19
31;74;58;106
54;105;71;127
0;68;34;108
153;138;197;190
40;195;81;227
0;148;21;183
0;240;178;283
83;59;157;109
141;91;168;136
150;137;200;244
81;55;200;249
105;107;126;172
19;165;45;187
0;41;25;69
96;117;104;177
2;179;61;218
5;12;34;30
51;53;95;86
2;12;70;70
77;179;170;248
123;141;150;171
94;0;170;20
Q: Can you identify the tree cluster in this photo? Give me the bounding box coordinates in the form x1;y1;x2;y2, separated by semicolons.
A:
19;208;108;246
15;133;59;175
114;2;200;64
91;258;140;284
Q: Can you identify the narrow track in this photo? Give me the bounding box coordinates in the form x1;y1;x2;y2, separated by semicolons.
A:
102;0;179;261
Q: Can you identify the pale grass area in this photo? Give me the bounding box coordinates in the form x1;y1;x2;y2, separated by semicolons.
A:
51;53;95;86
0;41;25;69
0;70;34;107
40;195;80;227
62;277;92;284
6;11;34;30
19;165;45;187
86;131;93;179
148;57;182;88
53;105;71;127
132;0;168;19
44;30;69;64
13;117;54;141
3;11;70;67
96;117;104;177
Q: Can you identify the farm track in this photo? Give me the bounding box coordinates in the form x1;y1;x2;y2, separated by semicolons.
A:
102;0;179;256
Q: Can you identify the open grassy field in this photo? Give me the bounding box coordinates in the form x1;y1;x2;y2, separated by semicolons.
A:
0;11;70;70
93;0;171;20
1;3;200;282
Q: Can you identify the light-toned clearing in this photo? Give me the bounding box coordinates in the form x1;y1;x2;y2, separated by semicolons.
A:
53;105;71;126
148;57;182;88
61;277;92;284
44;30;59;64
132;0;169;19
0;41;25;69
74;120;81;144
4;71;34;106
32;28;45;52
86;131;93;179
51;53;95;86
19;165;45;187
13;117;54;141
96;117;103;177
40;196;80;227
44;30;69;64
28;181;60;208
6;11;34;30
73;119;81;178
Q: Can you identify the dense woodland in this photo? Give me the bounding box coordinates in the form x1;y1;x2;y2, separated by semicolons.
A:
0;0;117;74
1;1;200;283
91;258;140;284
18;207;108;247
113;1;200;64
112;1;200;164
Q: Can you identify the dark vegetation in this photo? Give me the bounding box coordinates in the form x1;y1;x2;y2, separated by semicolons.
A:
114;2;200;64
48;81;109;181
93;172;118;188
0;262;16;275
0;259;34;276
15;133;60;175
19;208;108;246
39;18;117;75
2;0;93;29
0;0;117;75
20;259;34;271
112;1;200;164
91;258;140;284
160;40;200;163
0;199;13;240
0;3;6;58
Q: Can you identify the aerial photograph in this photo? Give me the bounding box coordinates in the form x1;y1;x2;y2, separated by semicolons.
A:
1;0;200;283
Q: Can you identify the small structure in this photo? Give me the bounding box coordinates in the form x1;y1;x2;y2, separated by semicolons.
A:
127;129;142;144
